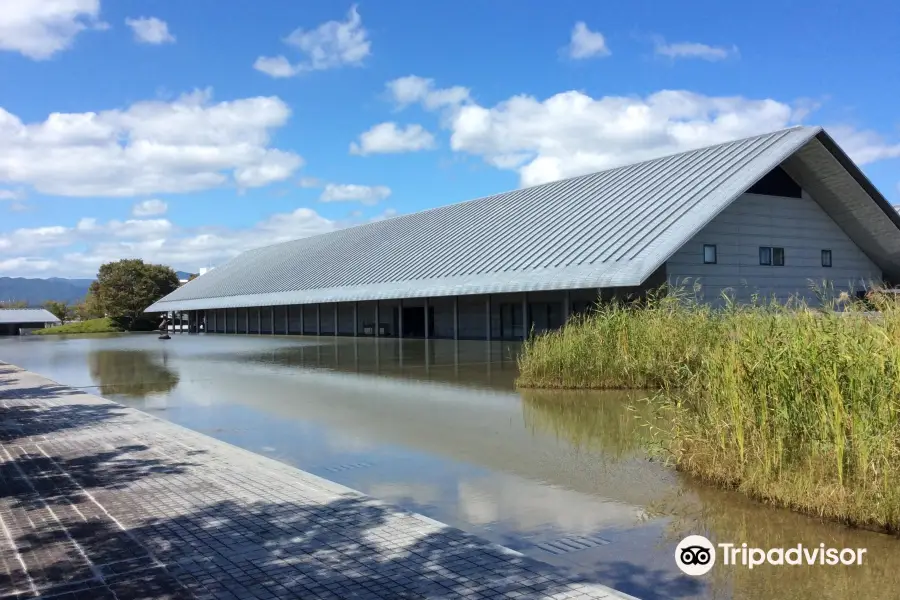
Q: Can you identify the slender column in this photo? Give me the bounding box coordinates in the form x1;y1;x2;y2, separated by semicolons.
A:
224;309;228;334
270;307;275;335
453;297;459;341
180;311;184;334
245;308;249;334
424;297;430;340
213;310;217;333
353;302;358;337
522;292;529;341
563;290;571;324
334;304;339;337
398;299;404;339
375;301;380;338
257;307;261;335
285;306;290;335
300;305;305;335
316;304;321;336
485;295;491;341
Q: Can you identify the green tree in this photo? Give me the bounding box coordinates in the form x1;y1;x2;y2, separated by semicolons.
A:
95;259;179;330
42;300;71;323
73;281;105;321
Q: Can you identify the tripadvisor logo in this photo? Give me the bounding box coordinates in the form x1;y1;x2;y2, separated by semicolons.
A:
675;535;867;576
676;535;716;576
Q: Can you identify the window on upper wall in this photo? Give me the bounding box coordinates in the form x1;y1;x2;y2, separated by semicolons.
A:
759;246;785;266
822;249;832;268
773;247;785;266
703;244;717;264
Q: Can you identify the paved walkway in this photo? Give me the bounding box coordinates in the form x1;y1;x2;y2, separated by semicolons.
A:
0;363;637;600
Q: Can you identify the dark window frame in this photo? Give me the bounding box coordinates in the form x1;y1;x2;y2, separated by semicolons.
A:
759;246;785;266
703;244;717;264
773;247;785;267
822;249;832;268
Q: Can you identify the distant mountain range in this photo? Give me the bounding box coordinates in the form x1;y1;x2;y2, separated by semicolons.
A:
0;277;95;306
0;271;195;307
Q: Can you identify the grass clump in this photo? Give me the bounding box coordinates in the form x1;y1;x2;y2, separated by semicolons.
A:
32;317;123;335
517;286;725;390
517;285;900;532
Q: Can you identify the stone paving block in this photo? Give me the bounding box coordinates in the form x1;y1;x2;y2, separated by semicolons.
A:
0;364;635;600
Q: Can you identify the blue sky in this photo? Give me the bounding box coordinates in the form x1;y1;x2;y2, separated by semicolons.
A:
1;0;899;277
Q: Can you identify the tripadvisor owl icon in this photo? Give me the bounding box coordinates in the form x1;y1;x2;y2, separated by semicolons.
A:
676;535;716;576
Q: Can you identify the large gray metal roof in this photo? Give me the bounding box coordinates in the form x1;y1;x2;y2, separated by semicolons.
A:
0;309;61;324
147;125;900;312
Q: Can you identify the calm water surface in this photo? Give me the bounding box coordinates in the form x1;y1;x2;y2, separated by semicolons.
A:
1;333;897;600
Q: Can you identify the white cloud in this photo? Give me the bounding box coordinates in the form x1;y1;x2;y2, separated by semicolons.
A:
0;188;25;201
654;38;738;61
0;88;303;197
567;22;610;59
0;189;28;212
386;76;471;110
298;177;322;188
0;218;174;254
234;150;304;188
254;5;370;78
0;207;398;277
828;126;900;165
434;86;900;187
253;56;297;78
132;199;168;217
107;218;173;238
0;257;57;272
447;89;804;186
0;0;106;60
125;16;175;45
349;122;435;155
320;184;391;205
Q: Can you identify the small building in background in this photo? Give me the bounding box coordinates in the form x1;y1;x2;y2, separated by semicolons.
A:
0;309;61;336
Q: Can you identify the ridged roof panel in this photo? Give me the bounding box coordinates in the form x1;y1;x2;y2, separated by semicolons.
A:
148;126;823;311
0;309;61;324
